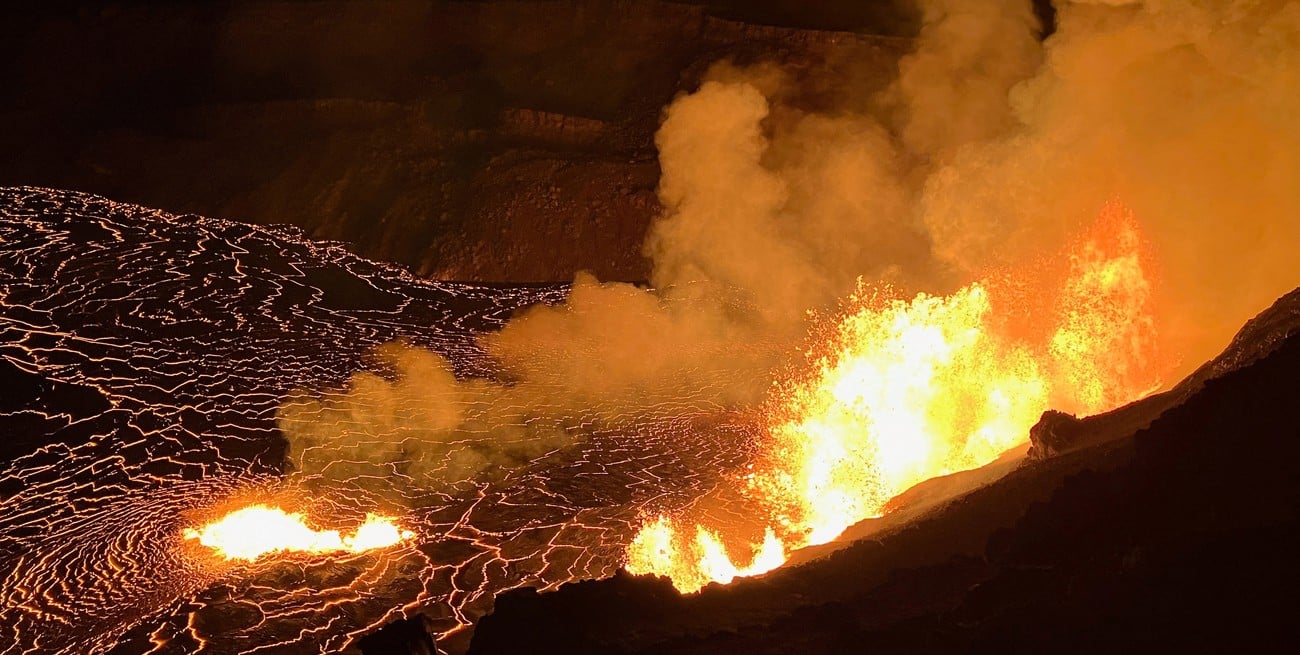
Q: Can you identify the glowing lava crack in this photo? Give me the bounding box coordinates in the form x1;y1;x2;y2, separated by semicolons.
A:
0;187;748;655
183;505;415;561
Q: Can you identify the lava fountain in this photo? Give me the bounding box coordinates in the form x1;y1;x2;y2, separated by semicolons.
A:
627;201;1170;592
184;505;415;561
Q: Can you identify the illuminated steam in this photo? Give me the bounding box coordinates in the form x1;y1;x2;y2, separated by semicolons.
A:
919;0;1300;367
279;0;1300;578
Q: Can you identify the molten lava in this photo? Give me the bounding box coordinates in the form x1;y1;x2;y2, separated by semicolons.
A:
627;202;1169;592
183;505;415;561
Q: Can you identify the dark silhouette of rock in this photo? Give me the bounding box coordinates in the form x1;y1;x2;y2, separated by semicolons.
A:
1026;409;1085;459
1179;286;1300;389
357;614;438;655
464;287;1300;654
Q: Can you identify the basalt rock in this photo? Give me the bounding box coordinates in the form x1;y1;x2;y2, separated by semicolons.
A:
0;0;911;283
470;570;683;655
358;614;438;655
1027;286;1300;461
464;292;1300;655
1026;410;1085;460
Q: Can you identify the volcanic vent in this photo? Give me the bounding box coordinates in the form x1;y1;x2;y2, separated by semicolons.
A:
4;0;1300;653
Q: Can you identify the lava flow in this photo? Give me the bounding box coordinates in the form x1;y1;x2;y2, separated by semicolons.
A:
627;202;1170;592
0;187;725;655
183;505;415;561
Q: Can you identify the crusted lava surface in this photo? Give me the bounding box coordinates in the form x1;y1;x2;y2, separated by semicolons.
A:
0;187;757;655
467;290;1300;654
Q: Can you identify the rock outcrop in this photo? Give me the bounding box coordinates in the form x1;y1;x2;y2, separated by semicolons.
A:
1026;409;1085;460
357;614;438;655
1025;286;1300;461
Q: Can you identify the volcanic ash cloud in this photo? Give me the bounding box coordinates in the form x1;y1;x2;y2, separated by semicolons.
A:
277;0;1300;501
917;0;1300;367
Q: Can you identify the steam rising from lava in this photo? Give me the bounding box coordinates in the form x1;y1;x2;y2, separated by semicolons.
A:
628;204;1165;591
275;0;1300;591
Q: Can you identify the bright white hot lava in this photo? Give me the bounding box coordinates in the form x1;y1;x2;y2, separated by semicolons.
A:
627;203;1171;592
5;1;1300;652
0;188;747;655
183;505;415;561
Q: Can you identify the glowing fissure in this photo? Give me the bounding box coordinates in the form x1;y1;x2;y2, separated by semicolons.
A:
183;505;414;561
627;203;1168;592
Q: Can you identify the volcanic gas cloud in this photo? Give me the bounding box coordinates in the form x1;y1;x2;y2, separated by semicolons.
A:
260;0;1300;593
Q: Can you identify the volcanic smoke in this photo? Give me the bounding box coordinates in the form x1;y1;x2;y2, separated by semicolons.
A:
627;202;1165;590
270;0;1300;595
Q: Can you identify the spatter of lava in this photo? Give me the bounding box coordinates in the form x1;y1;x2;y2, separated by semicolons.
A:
183;505;415;561
627;201;1171;592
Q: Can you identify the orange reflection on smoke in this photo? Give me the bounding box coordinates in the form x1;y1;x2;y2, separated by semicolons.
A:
627;201;1170;592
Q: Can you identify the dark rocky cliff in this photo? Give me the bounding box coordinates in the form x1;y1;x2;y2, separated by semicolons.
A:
0;0;912;282
465;287;1300;654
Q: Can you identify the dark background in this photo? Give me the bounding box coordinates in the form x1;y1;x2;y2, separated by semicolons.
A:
0;1;1054;282
0;0;919;282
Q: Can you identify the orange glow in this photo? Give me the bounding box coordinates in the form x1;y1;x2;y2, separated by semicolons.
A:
1048;201;1164;414
627;516;786;592
627;202;1169;592
183;505;414;561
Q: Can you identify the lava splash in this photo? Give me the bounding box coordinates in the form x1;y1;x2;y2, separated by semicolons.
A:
627;202;1170;592
183;505;415;561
